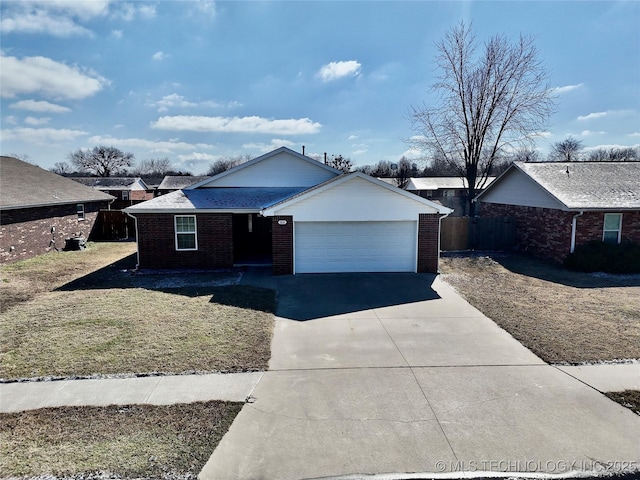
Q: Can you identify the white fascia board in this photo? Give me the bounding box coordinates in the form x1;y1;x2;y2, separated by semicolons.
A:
262;171;453;216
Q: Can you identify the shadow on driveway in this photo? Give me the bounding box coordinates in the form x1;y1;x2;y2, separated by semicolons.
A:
274;273;440;321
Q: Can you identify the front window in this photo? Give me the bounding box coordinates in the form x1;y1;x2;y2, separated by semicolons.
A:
603;213;622;244
76;204;85;221
175;215;197;250
122;191;130;201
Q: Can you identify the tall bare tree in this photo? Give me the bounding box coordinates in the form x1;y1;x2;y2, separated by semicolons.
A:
132;157;172;176
549;136;583;162
68;145;134;177
409;22;555;215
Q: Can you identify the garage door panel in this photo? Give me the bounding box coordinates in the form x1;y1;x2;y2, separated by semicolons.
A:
294;221;416;273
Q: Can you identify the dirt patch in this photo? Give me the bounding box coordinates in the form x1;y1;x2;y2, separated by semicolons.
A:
605;390;640;416
440;253;640;364
0;401;242;478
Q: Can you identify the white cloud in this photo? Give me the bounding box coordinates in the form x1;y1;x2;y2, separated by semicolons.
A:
551;83;584;95
577;109;635;121
146;94;241;112
317;60;362;82
242;139;296;153
177;152;218;162
88;135;215;154
352;149;368;156
0;55;108;100
152;51;169;61
580;130;606;137
10;99;71;113
629;132;640;137
1;127;88;144
151;115;322;135
0;1;110;37
24;116;51;126
111;29;123;39
6;116;19;125
194;0;216;16
138;5;157;19
348;134;359;140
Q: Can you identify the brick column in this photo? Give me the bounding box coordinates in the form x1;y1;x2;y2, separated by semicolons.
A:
272;216;293;275
417;213;440;273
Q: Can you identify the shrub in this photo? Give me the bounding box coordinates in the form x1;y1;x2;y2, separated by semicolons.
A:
564;240;640;273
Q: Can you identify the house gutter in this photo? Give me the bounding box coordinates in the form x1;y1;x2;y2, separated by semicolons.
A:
570;210;584;254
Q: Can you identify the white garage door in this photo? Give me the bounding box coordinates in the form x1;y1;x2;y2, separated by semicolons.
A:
294;221;417;273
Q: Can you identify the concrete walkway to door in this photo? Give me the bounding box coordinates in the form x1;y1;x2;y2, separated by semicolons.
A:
200;271;640;480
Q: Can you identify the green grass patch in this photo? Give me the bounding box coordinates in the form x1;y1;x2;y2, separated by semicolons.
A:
0;401;242;478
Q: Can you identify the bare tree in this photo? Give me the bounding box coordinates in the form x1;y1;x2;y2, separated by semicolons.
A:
511;147;541;163
206;154;251;176
68;145;134;177
587;147;638;162
549;136;583;162
409;22;555;215
132;157;172;176
327;155;353;174
51;161;72;175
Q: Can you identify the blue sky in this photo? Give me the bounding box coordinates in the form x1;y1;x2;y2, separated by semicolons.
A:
1;0;639;174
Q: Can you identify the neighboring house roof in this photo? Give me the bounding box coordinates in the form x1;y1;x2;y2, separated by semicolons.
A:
71;177;149;191
1;156;115;210
407;176;496;191
157;176;210;190
477;161;640;211
262;172;453;217
125;187;308;213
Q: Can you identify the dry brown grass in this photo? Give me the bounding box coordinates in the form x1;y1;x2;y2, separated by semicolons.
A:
605;390;640;416
440;253;640;364
0;243;275;380
0;401;242;478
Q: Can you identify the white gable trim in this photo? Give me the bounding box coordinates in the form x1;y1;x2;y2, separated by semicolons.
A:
186;147;341;189
261;171;453;216
476;163;569;210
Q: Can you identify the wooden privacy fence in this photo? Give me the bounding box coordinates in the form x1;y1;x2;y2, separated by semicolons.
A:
441;216;515;251
90;210;136;241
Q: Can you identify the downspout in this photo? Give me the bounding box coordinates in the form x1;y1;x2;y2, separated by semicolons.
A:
125;210;140;270
570;210;584;253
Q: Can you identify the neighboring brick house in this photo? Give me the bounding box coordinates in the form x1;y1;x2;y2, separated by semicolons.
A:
406;176;495;216
0;156;114;264
476;161;640;263
72;177;153;209
125;147;452;275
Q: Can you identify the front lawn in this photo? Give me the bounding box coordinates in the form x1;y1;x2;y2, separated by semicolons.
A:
439;253;640;364
0;243;276;380
0;401;241;479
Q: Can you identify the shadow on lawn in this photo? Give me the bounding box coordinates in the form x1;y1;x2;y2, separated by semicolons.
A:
490;253;640;289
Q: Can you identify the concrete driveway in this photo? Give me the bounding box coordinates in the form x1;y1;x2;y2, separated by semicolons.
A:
200;272;640;480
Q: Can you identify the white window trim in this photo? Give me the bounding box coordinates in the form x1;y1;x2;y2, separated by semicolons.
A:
175;215;198;251
122;190;130;201
77;204;85;221
603;213;622;244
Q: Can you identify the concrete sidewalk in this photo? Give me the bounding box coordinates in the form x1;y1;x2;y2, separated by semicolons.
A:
200;274;640;480
0;372;262;413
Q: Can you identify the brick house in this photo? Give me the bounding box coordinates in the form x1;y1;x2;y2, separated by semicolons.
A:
71;177;154;210
125;147;452;275
476;161;640;263
1;156;114;264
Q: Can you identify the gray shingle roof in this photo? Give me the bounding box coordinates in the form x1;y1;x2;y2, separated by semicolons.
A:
515;161;640;209
71;177;147;190
157;176;210;190
125;187;308;213
1;156;115;210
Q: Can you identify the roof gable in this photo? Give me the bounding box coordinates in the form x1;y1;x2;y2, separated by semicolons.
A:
1;156;115;210
407;176;496;191
478;162;640;210
262;172;452;221
188;147;341;189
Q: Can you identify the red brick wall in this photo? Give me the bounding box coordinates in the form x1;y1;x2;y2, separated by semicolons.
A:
481;203;640;262
417;213;441;273
0;202;107;264
134;213;233;269
272;216;293;275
